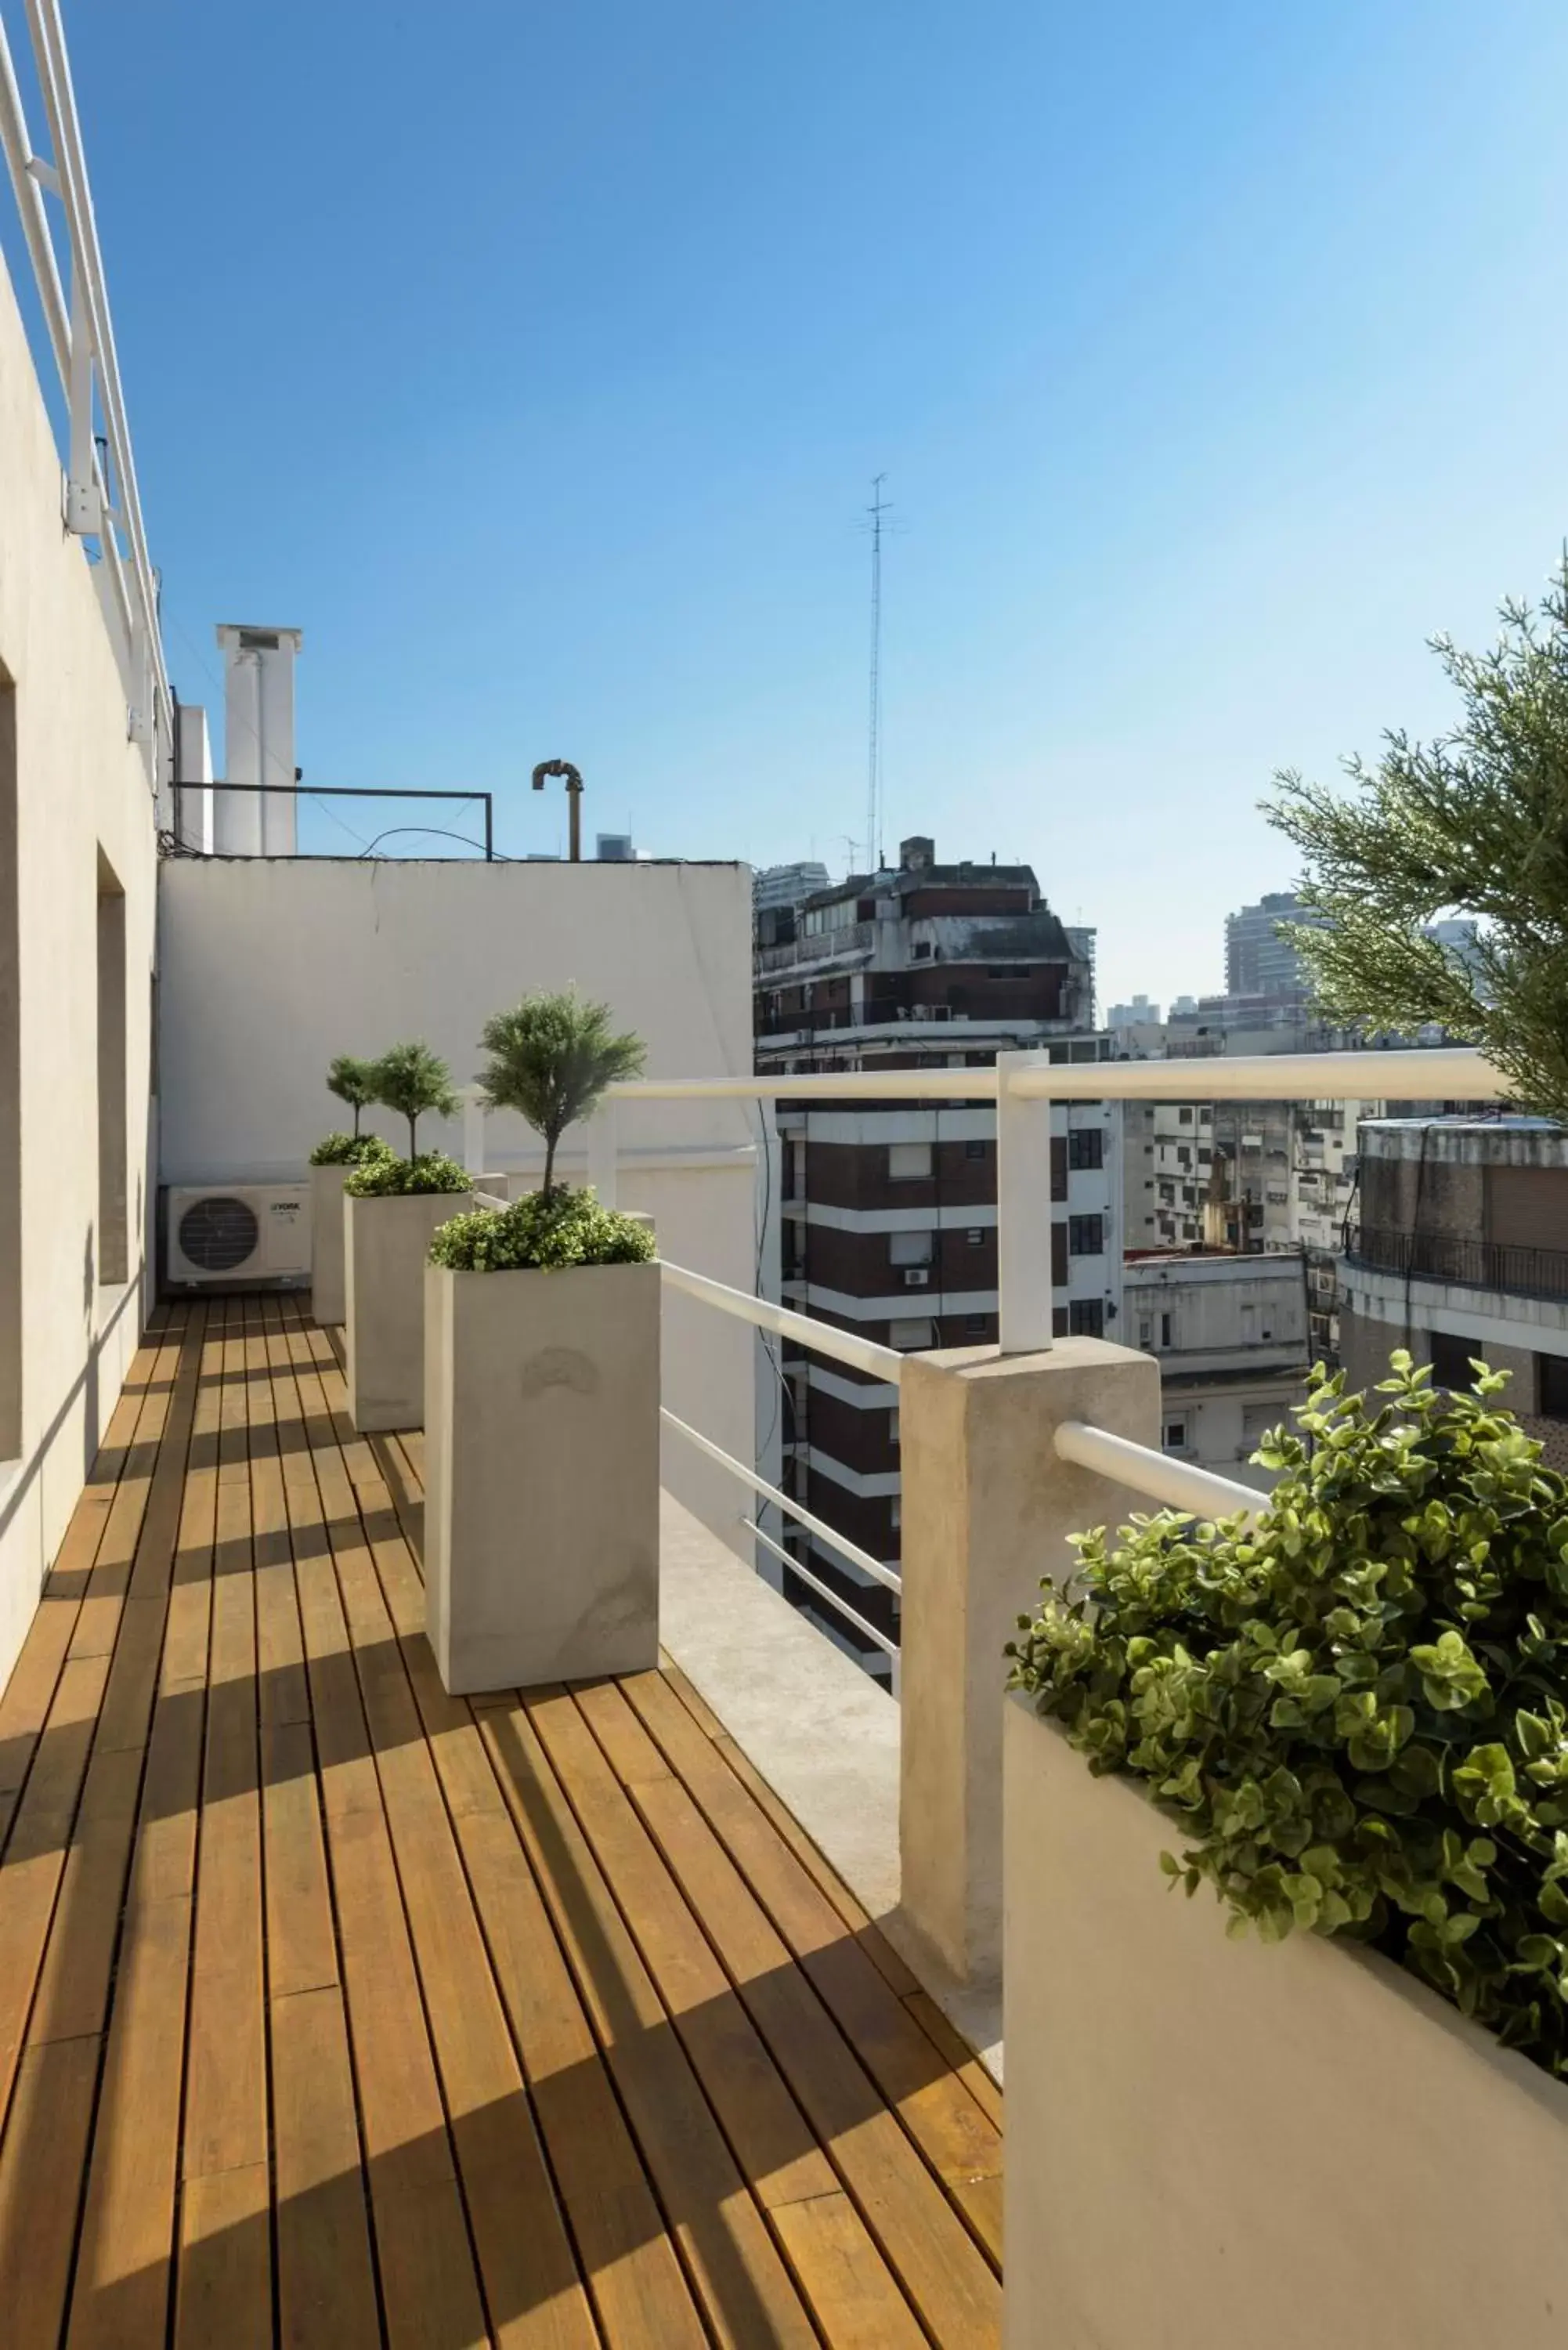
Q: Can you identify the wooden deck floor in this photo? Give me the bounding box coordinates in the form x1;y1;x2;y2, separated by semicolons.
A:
0;1294;1003;2348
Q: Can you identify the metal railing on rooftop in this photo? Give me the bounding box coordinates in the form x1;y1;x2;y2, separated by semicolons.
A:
1;2;172;780
1346;1224;1568;1304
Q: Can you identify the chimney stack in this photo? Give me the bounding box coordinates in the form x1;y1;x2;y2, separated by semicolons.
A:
215;624;303;855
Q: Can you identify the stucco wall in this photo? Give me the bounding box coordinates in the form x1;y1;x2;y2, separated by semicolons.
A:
0;253;158;1689
156;855;760;1541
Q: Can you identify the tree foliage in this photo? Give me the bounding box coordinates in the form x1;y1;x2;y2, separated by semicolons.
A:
428;1188;655;1272
477;989;646;1195
1007;1356;1568;2077
326;1054;380;1139
308;1131;396;1169
370;1042;460;1161
342;1149;468;1198
1266;559;1568;1119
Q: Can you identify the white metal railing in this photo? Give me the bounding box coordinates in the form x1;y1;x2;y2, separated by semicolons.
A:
1054;1419;1263;1525
457;1045;1506;1683
1;2;171;776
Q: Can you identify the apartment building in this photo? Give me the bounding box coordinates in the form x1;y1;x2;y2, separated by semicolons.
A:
1340;1119;1568;1470
1125;1250;1311;1488
756;837;1118;1674
1123;1099;1215;1249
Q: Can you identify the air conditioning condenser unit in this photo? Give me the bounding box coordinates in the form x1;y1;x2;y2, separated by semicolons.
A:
902;1267;931;1287
166;1184;310;1288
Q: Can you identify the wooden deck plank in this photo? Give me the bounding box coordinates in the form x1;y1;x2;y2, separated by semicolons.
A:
0;1289;1006;2350
340;1395;709;2350
285;1311;599;2350
623;1668;1005;2254
266;1303;492;2350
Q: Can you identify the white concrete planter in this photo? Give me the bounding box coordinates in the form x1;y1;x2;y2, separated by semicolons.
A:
1003;1694;1568;2349
309;1165;351;1325
424;1259;660;1695
344;1188;475;1431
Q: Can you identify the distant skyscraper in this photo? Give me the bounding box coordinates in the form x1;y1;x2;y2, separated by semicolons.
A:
1065;927;1097;1027
753;861;831;913
1225;892;1318;999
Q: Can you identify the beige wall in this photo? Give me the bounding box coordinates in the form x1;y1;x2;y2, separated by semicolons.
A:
0;255;158;1690
156;855;761;1544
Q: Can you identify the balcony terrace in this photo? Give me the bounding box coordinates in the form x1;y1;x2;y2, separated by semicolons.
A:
0;1294;1002;2349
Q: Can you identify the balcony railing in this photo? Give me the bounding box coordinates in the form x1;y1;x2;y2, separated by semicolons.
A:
1346;1224;1568;1303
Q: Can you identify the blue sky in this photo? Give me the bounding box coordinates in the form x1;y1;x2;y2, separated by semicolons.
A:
8;1;1568;1007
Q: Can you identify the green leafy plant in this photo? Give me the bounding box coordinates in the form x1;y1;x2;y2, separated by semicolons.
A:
326;1054;381;1140
1265;558;1568;1118
476;989;645;1195
1006;1354;1568;2079
308;1131;396;1168
428;1186;656;1272
343;1150;469;1198
371;1042;460;1161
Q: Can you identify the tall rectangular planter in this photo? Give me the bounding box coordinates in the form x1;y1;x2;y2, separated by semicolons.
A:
1003;1693;1568;2349
309;1165;350;1325
344;1189;474;1431
424;1259;660;1694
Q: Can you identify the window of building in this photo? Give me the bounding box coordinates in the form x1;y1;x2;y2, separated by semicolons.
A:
1068;1214;1103;1256
0;672;16;1457
1050;1135;1068;1202
912;941;932;959
890;1495;901;1531
1164;1419;1189;1452
1067;1128;1104;1171
888;1228;934;1268
888;1316;934;1350
1429;1329;1478;1392
1052;1305;1069;1336
1068;1299;1104;1338
964;1139;987;1160
888;1408;901;1447
888;1142;932;1181
985;967;1014;980
965;1227;985;1245
96;849;128;1287
1161;1311;1172;1347
1178;1107;1193;1124
1540;1354;1568;1422
965;1313;989;1336
1138;1318;1153;1347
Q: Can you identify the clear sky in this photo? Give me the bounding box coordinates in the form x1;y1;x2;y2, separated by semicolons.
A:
7;1;1568;1007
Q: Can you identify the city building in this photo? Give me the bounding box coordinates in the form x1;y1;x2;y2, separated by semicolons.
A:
1107;992;1161;1029
753;858;831;915
1124;1099;1214;1250
1340;1119;1568;1470
1223;890;1318;1000
757;837;1116;1675
1125;1250;1312;1488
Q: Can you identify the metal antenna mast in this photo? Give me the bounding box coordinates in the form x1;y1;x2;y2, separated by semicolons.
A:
865;474;890;872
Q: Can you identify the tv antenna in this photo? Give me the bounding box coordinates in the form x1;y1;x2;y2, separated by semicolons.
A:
865;474;890;873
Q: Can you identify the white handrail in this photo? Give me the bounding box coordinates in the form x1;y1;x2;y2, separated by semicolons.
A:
659;1258;903;1383
612;1046;1505;1107
1054;1419;1263;1525
660;1407;902;1593
742;1517;900;1669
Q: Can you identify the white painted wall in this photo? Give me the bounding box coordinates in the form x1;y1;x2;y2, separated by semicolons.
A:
0;251;159;1690
156;855;760;1543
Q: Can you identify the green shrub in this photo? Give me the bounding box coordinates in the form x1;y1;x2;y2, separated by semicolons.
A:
428;1185;656;1272
309;1131;396;1168
1006;1353;1568;2079
343;1151;470;1198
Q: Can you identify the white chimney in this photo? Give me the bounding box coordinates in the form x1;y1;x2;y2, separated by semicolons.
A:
173;702;214;853
214;624;303;855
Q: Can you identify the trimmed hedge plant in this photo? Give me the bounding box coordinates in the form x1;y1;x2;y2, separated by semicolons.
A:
344;1150;470;1198
428;1187;655;1273
309;1131;396;1168
1006;1353;1568;2081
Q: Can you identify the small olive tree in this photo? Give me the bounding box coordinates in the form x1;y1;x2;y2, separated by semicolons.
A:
478;989;645;1195
327;1054;379;1139
371;1042;459;1162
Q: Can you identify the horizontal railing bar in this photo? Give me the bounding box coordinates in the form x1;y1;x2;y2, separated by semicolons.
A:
659;1259;905;1383
742;1516;900;1663
660;1407;904;1593
1054;1419;1264;1525
612;1047;1504;1107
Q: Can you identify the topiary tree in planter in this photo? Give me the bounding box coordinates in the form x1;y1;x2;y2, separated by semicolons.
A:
370;1041;461;1165
327;1053;380;1141
309;1131;396;1168
1007;1351;1568;2080
476;988;645;1197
